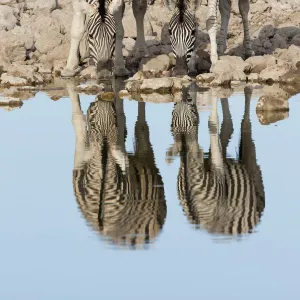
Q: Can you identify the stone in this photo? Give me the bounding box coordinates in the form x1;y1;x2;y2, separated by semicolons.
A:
172;78;185;90
162;70;171;77
79;66;97;80
138;93;174;103
210;56;248;84
0;5;17;30
35;30;64;54
118;89;130;99
247;73;259;82
123;38;136;52
291;34;300;46
211;70;246;86
140;78;173;93
6;64;46;85
0;31;26;63
196;73;216;83
257;111;289;125
131;71;145;81
0;73;27;86
39;44;70;63
0;97;23;107
34;63;53;74
259;61;293;83
25;0;57;13
211;56;249;75
182;75;192;82
259;63;291;83
53;60;67;76
75;83;105;93
140;54;171;73
277;45;300;69
125;80;142;93
244;55;276;74
256;95;289;112
279;69;300;84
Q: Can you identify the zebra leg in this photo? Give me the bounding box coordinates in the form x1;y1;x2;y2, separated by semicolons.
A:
239;0;255;58
135;102;153;158
113;1;131;77
218;0;230;55
132;0;149;58
62;0;85;77
207;0;219;65
67;83;91;169
112;79;129;173
208;94;224;174
220;98;233;159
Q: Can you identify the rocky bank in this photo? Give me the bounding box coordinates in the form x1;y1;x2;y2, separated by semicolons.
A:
0;0;300;112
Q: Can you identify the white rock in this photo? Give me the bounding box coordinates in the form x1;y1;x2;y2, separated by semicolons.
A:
0;73;27;86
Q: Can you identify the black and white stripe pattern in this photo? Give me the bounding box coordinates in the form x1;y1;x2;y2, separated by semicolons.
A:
72;97;166;248
168;0;196;71
166;0;254;70
84;0;116;66
167;86;265;237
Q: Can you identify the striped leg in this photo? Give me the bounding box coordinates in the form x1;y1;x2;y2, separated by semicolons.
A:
207;0;219;65
239;0;254;57
209;94;224;175
132;0;149;58
218;0;230;55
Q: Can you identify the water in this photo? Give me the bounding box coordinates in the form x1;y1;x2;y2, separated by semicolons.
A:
1;82;300;299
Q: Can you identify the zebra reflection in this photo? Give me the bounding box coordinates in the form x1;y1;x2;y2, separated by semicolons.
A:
68;81;166;248
166;84;265;237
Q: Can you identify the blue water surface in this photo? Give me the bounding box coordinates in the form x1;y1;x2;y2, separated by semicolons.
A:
0;88;299;299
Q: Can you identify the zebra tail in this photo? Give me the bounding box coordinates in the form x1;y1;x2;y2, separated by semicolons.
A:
98;0;106;22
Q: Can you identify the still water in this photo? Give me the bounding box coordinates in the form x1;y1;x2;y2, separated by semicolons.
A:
1;82;300;299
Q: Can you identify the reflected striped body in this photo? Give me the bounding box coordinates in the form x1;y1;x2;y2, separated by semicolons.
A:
73;98;166;247
168;86;265;237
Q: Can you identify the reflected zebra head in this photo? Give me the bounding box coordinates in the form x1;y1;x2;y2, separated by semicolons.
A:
71;90;167;249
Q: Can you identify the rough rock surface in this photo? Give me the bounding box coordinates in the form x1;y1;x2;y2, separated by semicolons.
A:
256;96;289;112
257;111;289;125
0;0;300;87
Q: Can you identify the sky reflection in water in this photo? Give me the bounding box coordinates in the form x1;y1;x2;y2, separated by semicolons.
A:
0;84;300;299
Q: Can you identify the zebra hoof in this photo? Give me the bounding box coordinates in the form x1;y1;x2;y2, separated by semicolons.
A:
61;67;81;78
114;67;130;77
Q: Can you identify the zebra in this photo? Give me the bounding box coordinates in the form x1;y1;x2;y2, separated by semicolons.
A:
62;0;151;78
166;84;265;238
68;81;166;248
166;0;255;74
